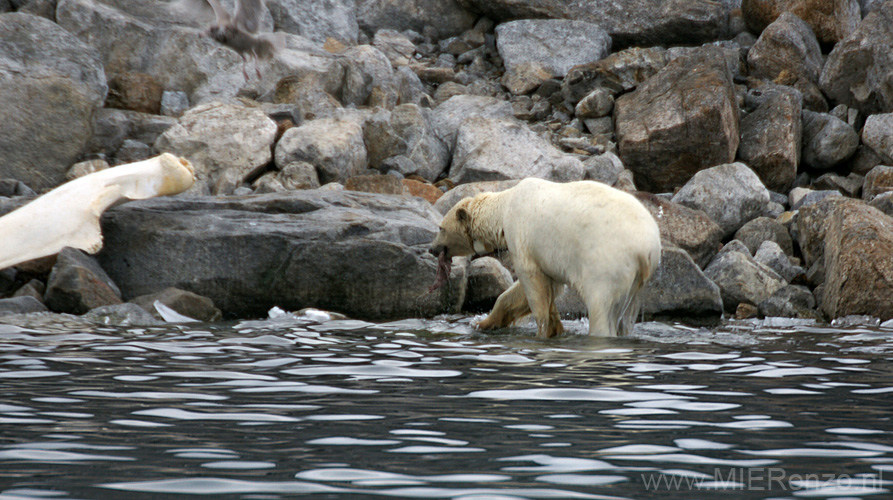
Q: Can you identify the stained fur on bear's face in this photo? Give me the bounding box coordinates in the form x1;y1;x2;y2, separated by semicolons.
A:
429;199;475;259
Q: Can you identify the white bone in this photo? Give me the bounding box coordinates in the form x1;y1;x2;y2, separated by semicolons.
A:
0;153;195;271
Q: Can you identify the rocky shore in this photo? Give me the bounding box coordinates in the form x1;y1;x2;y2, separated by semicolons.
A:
1;0;893;328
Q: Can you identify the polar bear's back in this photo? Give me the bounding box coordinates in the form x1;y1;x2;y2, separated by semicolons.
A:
499;178;660;298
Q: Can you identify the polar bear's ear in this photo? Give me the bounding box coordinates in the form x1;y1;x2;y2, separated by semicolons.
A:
456;207;469;223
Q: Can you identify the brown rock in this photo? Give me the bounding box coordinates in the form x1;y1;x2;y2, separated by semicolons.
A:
615;46;739;192
635;193;723;268
737;88;801;192
741;0;861;46
862;165;893;202
106;72;162;115
821;200;893;320
402;179;443;204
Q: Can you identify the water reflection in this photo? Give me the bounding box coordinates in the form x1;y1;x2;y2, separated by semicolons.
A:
0;315;891;499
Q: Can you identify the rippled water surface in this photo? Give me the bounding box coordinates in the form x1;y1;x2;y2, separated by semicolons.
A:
1;314;892;499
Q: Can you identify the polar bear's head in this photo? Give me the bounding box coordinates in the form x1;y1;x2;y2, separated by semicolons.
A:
428;198;475;260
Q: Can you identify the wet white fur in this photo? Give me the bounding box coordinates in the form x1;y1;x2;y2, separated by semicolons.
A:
467;178;661;337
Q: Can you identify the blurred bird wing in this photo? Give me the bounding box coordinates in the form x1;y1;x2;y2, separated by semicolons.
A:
170;0;231;25
234;0;264;33
205;0;232;25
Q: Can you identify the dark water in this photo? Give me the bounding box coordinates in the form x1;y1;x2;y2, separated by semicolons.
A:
1;312;892;499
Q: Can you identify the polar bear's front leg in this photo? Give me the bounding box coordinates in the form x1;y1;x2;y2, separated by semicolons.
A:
477;281;530;330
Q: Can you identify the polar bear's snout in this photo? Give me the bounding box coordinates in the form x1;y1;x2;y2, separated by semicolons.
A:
428;243;445;257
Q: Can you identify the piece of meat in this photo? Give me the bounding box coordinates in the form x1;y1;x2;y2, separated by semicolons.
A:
428;249;452;293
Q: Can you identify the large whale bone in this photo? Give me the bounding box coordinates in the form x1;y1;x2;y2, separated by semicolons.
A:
0;153;195;271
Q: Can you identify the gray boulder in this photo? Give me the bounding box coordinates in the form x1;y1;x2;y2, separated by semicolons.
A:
0;13;107;191
583;152;624;186
449;117;585;184
819;2;893;115
640;247;723;325
496;19;611;88
860;113;893;164
274;115;367;184
364;105;450;182
340;45;399;110
0;296;48;316
57;0;335;105
734;216;794;256
737;88;801;192
800;110;859;170
754;240;805;283
758;285;817;319
373;30;417;67
430;95;514;150
267;0;359;45
97;191;467;320
615;47;739;192
85;108;177;160
456;0;727;49
155;102;278;195
671;163;771;239
747;12;823;84
45;247;123;315
356;0;476;39
464;257;513;313
433;180;521;215
704;243;787;312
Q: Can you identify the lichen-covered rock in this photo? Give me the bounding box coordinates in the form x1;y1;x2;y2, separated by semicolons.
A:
267;0;359;45
636;195;723;269
734;217;794;256
357;0;476;40
562;46;668;106
862;165;893;202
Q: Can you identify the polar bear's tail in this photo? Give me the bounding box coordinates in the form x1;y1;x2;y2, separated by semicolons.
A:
616;250;659;335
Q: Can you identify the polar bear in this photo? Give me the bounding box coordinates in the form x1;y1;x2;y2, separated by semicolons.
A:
429;178;661;338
